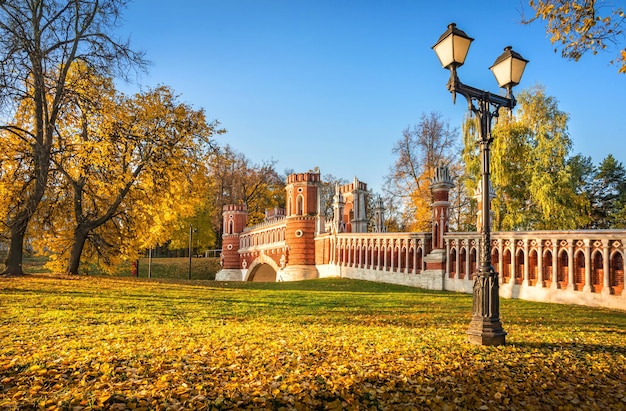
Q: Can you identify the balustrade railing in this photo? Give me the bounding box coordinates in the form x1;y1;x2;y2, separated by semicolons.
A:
326;232;431;274
445;230;625;296
239;219;286;250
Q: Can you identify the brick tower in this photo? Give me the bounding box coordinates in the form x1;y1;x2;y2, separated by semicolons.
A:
341;177;368;233
215;204;247;281
431;166;454;250
281;170;321;281
422;165;454;288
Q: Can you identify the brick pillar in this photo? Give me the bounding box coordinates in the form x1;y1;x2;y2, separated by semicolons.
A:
431;166;454;251
423;166;455;291
215;204;247;281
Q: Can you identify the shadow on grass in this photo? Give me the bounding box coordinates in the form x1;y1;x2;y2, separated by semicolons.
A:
511;340;626;355
7;276;625;334
2;275;474;331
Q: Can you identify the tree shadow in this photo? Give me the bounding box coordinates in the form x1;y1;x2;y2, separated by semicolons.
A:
510;340;626;356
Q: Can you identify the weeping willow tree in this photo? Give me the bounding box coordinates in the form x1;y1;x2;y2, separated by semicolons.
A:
462;84;590;231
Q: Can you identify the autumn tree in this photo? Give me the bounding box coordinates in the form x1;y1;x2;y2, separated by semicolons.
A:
447;162;475;232
204;146;285;247
238;160;285;225
0;0;145;275
384;112;460;232
463;85;589;231
524;0;626;73
463;114;534;230
166;203;219;255
29;64;221;274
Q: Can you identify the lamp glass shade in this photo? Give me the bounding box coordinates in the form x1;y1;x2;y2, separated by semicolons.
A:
490;46;528;88
432;23;473;69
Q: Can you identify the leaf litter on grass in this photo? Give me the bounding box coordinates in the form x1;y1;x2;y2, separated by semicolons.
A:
1;275;626;410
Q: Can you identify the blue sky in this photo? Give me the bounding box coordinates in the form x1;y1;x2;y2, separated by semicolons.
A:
120;1;625;194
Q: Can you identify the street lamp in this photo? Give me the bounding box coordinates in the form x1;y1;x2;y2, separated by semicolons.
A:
432;23;528;346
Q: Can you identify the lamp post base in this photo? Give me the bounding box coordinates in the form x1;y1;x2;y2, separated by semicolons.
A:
467;317;506;346
467;267;506;346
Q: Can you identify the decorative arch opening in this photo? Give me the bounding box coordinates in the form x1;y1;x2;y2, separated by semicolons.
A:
469;248;477;280
610;251;624;296
296;194;304;216
348;241;354;267
392;244;400;272
491;247;500;274
383;242;390;271
459;248;467;280
557;250;568;289
502;248;512;283
542;249;553;287
574;250;585;291
529;249;538;286
407;246;415;273
416;247;423;274
373;246;379;269
449;248;457;279
515;249;524;285
591;250;603;293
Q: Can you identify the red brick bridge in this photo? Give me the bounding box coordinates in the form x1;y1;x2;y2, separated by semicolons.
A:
216;168;625;311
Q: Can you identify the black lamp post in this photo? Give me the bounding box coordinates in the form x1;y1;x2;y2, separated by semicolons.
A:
432;23;528;346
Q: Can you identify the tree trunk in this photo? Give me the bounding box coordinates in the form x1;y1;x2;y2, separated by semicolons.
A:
2;146;51;275
3;223;27;276
67;228;89;275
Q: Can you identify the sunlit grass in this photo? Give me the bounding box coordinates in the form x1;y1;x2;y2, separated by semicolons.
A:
4;252;222;280
115;257;221;280
1;275;625;410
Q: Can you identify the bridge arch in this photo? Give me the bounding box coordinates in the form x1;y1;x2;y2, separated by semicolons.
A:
245;253;281;282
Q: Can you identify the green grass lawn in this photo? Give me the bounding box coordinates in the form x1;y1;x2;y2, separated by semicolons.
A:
4;252;222;280
117;257;221;280
1;275;625;410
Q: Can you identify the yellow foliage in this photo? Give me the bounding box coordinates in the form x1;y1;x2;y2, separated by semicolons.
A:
527;0;626;73
407;179;432;232
24;63;222;273
2;276;626;410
